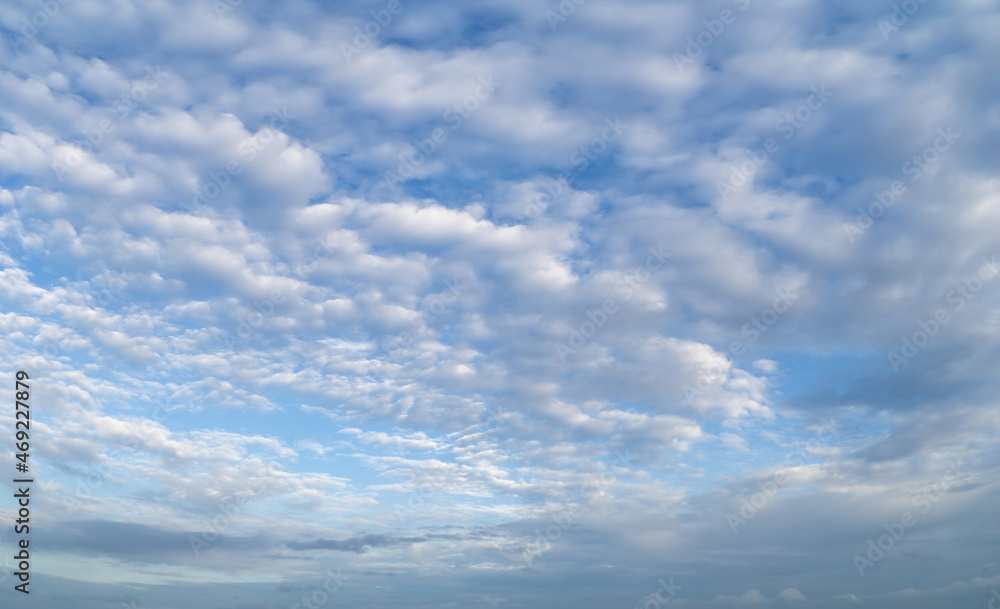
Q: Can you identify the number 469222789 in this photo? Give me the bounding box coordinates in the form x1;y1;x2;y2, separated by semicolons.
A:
15;370;30;470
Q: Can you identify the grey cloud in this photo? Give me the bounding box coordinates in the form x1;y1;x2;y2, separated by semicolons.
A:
287;533;427;553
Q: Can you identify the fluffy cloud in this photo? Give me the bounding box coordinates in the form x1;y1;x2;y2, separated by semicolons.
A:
0;0;997;608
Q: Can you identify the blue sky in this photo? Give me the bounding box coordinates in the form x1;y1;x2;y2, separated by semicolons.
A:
0;0;999;607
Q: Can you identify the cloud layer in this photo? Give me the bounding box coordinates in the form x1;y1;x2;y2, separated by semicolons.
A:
0;0;999;607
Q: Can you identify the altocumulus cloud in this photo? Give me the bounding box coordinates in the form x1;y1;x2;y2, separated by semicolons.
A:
0;0;998;608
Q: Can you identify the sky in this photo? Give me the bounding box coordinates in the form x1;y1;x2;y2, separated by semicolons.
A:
0;0;999;607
